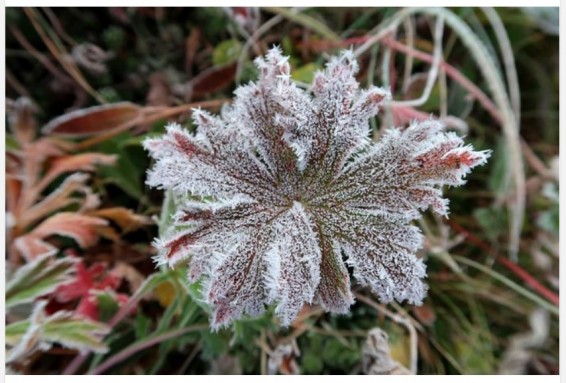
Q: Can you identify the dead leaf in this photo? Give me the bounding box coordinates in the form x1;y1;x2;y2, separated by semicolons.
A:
498;309;550;374
41;102;141;137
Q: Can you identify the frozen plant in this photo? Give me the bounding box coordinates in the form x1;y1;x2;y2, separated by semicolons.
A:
144;47;490;329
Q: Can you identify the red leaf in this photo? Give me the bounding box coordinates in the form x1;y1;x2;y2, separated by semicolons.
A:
41;102;141;137
191;63;237;98
53;261;124;321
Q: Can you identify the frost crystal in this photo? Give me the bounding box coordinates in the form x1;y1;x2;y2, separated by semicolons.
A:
144;47;490;329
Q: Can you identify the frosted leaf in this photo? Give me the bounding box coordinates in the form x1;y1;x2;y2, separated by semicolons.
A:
271;202;321;326
145;47;490;329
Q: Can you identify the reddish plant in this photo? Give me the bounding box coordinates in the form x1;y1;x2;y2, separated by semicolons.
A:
51;260;128;321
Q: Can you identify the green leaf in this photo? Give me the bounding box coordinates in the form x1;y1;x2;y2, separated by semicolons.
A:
201;331;229;360
473;206;507;241
159;189;177;237
321;337;360;370
212;39;243;66
94;132;147;200
263;7;340;42
537;204;559;236
292;63;322;84
281;36;294;56
6;320;30;346
7;301;110;363
302;351;324;374
41;312;110;353
134;313;152;340
6;134;20;151
6;254;76;309
95;291;121;322
487;138;510;198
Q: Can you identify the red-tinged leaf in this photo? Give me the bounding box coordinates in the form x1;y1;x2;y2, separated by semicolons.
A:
24;137;70;165
34;213;108;248
19;173;91;230
7;178;22;218
14;236;59;260
41;102;141;137
191;63;237;98
50;153;117;174
36;153;117;193
17;138;73;204
14;213;108;261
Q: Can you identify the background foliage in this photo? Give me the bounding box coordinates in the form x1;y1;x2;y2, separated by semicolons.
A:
5;7;559;374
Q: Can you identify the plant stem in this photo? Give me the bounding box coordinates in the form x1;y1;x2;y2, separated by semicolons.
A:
88;324;208;375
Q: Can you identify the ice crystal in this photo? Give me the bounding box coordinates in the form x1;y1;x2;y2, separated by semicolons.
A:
144;47;490;329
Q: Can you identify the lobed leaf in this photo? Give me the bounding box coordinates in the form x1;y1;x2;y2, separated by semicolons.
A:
145;47;489;329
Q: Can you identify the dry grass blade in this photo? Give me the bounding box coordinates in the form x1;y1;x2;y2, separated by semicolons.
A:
482;7;521;123
354;7;525;260
263;7;340;42
23;7;105;104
